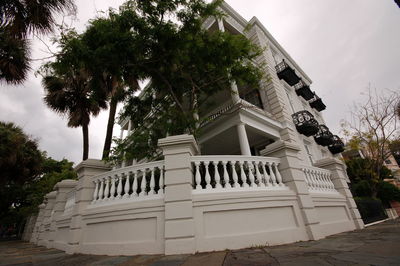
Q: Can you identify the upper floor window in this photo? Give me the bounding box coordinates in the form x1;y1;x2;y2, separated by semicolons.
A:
304;141;314;164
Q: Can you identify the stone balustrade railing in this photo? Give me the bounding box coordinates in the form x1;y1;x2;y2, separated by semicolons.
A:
91;160;165;204
302;166;336;193
191;155;285;191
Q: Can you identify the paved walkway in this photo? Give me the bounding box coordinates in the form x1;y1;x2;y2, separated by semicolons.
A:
1;219;399;266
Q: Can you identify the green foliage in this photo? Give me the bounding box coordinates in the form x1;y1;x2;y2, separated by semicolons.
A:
109;0;263;163
389;139;400;165
0;121;76;236
377;181;400;206
0;0;75;84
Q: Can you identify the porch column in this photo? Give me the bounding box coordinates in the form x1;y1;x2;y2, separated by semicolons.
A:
231;81;241;103
236;123;251;156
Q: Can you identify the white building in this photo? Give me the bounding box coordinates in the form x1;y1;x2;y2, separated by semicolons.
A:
30;2;363;256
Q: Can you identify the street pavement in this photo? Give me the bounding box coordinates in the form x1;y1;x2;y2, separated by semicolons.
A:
0;219;399;266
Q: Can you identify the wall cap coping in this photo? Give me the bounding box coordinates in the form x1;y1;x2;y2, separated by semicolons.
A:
260;140;301;156
74;159;111;172
54;179;78;190
158;134;199;155
45;191;57;199
314;158;345;168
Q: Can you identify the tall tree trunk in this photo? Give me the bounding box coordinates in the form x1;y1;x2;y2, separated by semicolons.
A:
102;98;118;159
82;124;89;160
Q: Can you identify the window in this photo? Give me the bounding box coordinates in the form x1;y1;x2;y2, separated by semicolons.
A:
285;90;295;113
240;88;264;110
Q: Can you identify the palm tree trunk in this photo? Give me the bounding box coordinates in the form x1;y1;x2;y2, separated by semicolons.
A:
102;98;118;159
82;124;89;160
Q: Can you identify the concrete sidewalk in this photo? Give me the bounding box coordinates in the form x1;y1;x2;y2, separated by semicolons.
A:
1;219;399;266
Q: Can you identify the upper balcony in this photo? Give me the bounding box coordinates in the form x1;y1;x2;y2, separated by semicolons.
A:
294;79;314;101
314;125;334;146
275;59;300;86
309;94;326;112
292;110;319;137
328;135;345;154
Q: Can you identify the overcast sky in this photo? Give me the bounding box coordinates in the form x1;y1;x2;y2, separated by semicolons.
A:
1;0;399;164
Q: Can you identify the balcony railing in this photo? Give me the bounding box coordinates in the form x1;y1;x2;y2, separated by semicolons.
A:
275;59;300;86
191;155;286;192
294;79;314;100
91;160;165;204
292;110;319;137
309;95;326;111
314;125;334;146
328;135;345;154
302;166;336;193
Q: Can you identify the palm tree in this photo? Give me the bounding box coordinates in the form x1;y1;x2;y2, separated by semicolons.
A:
0;0;75;84
43;67;106;160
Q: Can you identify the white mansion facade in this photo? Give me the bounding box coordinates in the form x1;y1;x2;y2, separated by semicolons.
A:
30;2;364;256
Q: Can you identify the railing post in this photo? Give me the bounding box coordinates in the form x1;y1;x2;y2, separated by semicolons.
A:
66;159;111;254
261;140;323;240
30;203;46;244
314;158;364;229
158;134;199;255
37;191;57;247
48;180;77;249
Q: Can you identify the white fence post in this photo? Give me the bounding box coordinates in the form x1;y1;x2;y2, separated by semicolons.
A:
158;134;199;255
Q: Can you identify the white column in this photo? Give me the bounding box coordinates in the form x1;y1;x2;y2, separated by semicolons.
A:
236;123;251;156
231;81;241;103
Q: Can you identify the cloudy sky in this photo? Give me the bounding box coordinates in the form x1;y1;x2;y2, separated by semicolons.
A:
1;0;399;164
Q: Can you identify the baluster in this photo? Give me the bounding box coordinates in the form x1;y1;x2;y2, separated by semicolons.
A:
316;171;324;190
262;162;270;187
214;161;222;189
194;162;202;190
222;161;231;188
117;174;123;199
268;163;277;186
92;180;99;203
131;171;138;197
204;161;212;189
110;175;116;200
149;168;155;194
123;173;130;198
247;161;255;187
139;169;147;196
239;161;249;188
103;176;110;200
320;172;328;190
274;163;283;186
159;166;165;194
254;161;264;187
327;173;335;190
231;161;239;188
98;178;104;200
311;170;319;190
303;169;310;189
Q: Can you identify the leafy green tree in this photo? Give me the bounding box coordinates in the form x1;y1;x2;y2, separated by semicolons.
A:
41;31;107;160
80;12;145;159
0;0;75;84
109;0;263;162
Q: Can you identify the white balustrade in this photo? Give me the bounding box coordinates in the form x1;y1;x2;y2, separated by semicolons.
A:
91;160;165;204
302;166;336;193
191;156;286;192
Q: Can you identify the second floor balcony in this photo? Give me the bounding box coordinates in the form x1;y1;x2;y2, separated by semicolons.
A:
275;59;300;86
328;135;345;154
314;125;334;146
294;79;314;101
292;110;319;137
309;94;326;111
